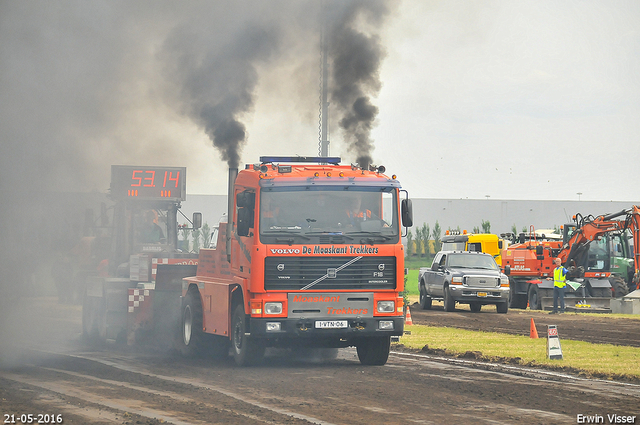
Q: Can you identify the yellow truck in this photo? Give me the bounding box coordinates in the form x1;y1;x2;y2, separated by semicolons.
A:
441;231;506;266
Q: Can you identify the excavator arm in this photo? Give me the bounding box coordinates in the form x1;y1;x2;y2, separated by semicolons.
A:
561;207;640;290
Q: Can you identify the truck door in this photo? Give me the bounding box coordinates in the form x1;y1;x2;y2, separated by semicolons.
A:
428;253;446;297
434;254;447;296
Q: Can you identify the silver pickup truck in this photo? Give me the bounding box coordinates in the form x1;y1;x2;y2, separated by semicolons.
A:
418;251;510;313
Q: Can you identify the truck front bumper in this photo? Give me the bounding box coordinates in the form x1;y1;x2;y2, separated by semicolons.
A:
249;316;404;339
449;286;509;303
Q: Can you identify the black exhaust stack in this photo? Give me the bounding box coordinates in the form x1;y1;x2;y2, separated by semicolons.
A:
227;167;238;263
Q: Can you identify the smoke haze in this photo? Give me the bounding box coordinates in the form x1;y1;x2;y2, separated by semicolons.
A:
0;0;392;362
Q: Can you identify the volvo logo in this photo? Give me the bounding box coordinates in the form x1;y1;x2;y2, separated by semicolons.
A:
378;264;385;271
277;263;285;271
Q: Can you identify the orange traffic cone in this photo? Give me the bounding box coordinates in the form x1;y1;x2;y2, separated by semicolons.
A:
530;318;539;339
405;307;414;326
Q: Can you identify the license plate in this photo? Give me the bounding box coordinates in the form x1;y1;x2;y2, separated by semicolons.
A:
315;320;348;329
477;292;487;297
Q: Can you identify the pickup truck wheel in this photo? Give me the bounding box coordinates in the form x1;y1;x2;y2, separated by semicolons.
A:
443;286;455;312
528;285;542;310
419;284;432;310
232;304;265;366
496;302;508;314
356;336;391;365
469;302;481;313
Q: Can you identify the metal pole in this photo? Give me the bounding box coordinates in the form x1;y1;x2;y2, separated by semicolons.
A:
320;1;330;157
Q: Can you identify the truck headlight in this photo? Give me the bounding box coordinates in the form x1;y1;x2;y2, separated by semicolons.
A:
377;300;395;313
452;276;463;284
264;302;283;315
500;277;509;287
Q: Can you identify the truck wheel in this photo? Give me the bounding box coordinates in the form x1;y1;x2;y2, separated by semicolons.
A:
469;302;481;313
528;285;542;310
356;336;391;365
181;291;205;356
610;276;629;298
443;286;455;312
231;304;265;366
496;302;508;314
419;284;432;310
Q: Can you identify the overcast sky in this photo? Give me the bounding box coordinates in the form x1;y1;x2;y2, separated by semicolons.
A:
2;0;639;202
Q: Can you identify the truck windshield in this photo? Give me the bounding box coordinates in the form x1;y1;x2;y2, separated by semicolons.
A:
259;188;399;244
442;242;465;251
448;253;498;270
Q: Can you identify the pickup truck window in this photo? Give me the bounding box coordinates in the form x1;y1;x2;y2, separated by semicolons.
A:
447;253;499;270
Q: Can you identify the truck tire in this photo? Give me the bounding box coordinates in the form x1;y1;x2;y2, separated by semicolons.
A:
528;285;542;310
610;276;629;298
356;336;391;365
419;283;432;310
443;286;455;312
181;291;205;356
496;302;508;314
231;304;265;366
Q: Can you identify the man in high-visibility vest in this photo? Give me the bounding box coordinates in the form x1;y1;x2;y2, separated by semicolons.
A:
547;257;569;314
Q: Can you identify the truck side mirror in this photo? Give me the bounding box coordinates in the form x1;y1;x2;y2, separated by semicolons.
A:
535;245;544;260
401;199;413;228
192;212;202;229
504;264;511;276
237;191;255;208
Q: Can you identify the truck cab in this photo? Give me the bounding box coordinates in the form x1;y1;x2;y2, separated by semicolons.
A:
441;232;505;266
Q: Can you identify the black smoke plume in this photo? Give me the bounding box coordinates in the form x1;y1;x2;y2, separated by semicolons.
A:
161;25;281;169
327;0;390;169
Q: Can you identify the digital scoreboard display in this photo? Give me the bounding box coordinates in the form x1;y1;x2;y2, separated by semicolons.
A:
110;165;186;201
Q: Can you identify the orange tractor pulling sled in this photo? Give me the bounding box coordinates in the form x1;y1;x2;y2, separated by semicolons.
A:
82;165;203;345
181;156;413;366
502;206;640;311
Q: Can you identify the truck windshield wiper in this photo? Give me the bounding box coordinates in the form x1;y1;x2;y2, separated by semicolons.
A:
344;231;395;241
305;231;356;240
262;230;310;240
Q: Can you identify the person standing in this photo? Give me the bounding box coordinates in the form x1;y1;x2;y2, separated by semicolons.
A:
547;257;568;314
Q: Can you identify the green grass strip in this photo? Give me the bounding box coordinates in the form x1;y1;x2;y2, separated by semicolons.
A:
395;325;640;381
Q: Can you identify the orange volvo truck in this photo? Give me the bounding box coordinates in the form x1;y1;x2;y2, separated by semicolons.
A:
181;156;414;366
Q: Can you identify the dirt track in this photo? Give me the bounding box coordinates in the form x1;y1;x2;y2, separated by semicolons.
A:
2;297;640;425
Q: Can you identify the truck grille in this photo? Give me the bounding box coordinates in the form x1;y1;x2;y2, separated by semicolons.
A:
464;275;500;288
264;256;396;290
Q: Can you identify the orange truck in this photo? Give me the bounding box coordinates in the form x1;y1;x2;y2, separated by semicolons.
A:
180;156;414;366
